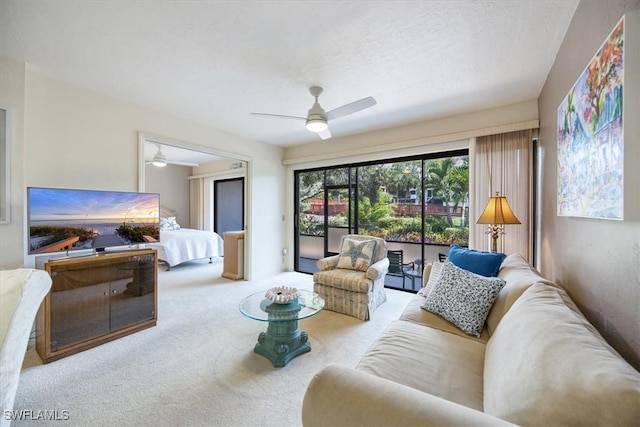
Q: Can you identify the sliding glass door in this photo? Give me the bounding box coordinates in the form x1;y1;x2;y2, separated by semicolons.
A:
294;150;469;292
295;168;356;272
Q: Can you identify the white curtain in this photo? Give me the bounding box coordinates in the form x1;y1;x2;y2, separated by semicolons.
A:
474;130;532;260
189;178;204;230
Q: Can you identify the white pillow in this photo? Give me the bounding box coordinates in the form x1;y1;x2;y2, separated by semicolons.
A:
159;216;181;231
422;260;506;337
418;261;444;297
336;238;377;271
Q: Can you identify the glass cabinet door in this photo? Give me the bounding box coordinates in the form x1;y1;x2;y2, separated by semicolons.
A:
49;265;111;351
110;254;156;331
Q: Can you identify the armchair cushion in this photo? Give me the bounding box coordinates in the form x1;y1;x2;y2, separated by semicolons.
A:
313;269;372;293
336;238;377;271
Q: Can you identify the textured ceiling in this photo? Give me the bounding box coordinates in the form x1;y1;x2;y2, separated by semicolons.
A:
1;1;579;150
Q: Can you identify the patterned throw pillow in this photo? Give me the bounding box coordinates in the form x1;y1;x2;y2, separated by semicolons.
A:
160;216;181;230
421;260;506;337
336;238;377;271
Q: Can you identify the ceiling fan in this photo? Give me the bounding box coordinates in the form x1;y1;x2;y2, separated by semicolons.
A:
146;144;199;168
251;86;376;140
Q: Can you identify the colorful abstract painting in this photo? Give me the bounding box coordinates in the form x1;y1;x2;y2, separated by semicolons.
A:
557;17;624;220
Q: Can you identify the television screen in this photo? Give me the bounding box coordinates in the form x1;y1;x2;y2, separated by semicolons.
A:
27;187;160;255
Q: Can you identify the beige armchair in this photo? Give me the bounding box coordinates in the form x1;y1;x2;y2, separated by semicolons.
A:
313;235;388;320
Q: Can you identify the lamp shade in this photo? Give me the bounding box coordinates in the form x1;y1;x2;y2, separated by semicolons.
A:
476;193;520;225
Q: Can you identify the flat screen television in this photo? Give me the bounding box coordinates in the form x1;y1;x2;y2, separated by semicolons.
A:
27;187;160;255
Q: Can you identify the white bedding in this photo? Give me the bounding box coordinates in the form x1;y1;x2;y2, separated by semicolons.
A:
150;228;224;268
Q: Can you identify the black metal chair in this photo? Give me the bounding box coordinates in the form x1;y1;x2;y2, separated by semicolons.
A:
438;252;448;262
387;250;417;290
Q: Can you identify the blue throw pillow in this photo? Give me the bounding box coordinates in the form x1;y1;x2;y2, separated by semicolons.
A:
447;244;506;277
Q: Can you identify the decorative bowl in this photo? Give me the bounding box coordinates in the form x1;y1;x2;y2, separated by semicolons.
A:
265;286;299;304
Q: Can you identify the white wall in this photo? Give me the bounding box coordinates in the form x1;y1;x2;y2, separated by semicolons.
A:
1;64;285;280
145;164;191;227
538;1;640;369
0;56;26;268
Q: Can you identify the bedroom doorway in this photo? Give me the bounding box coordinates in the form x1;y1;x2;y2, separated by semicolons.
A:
214;177;245;236
138;132;251;278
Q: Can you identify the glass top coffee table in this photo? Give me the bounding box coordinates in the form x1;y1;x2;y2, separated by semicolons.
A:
239;289;324;367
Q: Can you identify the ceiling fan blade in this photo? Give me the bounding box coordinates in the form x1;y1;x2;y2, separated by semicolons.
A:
318;128;332;140
167;160;200;167
145;160;199;167
250;112;306;121
325;96;376;121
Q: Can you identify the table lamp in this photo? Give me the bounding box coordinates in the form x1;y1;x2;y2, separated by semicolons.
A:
476;192;520;252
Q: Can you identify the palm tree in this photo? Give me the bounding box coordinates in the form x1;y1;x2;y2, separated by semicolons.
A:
425;158;456;226
425;157;469;228
449;157;469;227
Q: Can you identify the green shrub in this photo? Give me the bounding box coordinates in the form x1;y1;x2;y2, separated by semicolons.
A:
116;224;160;243
30;225;98;251
299;214;323;236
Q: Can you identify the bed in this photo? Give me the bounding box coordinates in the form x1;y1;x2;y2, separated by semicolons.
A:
148;208;224;269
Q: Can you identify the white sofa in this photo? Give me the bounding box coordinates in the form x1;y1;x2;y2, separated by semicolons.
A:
302;254;640;426
0;269;52;426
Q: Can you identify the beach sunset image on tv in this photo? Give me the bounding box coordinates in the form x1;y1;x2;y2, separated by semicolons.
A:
28;187;160;254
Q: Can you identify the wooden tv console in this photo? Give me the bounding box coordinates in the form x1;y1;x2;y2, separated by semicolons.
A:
36;249;158;363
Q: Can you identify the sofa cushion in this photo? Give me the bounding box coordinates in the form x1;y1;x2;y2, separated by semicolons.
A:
484;282;640;425
422;261;506;337
357;320;486;411
336;238;377;271
448;244;505;277
486;253;558;335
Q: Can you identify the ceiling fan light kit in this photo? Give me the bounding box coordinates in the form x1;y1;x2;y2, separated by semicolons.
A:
151;146;168;167
306;118;328;132
251;86;376;139
146;144;200;168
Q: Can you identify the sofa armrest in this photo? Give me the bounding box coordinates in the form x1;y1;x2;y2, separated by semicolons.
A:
366;257;389;281
302;365;517;427
1;269;52;419
316;255;340;271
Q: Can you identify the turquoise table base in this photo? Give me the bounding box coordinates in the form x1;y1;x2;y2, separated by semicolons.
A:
254;300;310;367
240;290;324;368
254;321;310;367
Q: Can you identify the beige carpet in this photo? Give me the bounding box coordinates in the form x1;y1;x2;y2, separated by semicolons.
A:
13;258;413;426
